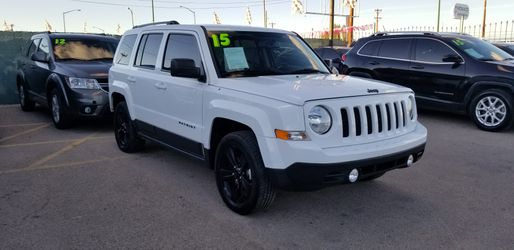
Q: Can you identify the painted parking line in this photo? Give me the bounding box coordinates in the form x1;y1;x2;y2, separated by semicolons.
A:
27;132;100;168
0;135;112;149
0;155;131;175
0;122;47;128
0;123;51;143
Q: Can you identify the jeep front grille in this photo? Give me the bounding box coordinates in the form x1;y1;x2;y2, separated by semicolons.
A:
340;100;409;138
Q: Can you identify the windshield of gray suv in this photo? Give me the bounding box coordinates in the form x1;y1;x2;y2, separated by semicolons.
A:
52;37;119;61
206;31;329;77
450;36;514;62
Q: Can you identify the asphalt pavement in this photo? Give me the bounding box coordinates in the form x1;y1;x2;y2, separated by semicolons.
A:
1;104;513;249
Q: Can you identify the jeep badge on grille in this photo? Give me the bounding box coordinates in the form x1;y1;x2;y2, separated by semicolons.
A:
367;88;379;94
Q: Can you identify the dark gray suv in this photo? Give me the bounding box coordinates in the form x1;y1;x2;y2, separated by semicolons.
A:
16;33;119;129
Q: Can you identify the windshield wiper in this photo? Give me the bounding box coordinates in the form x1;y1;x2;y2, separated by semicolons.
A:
86;58;114;61
478;58;496;62
288;68;329;75
503;58;514;61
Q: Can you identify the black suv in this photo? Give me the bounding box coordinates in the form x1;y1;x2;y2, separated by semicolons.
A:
344;32;514;131
16;33;119;128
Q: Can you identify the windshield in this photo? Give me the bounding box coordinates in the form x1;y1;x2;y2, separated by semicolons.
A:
450;36;514;61
52;37;118;61
206;31;329;78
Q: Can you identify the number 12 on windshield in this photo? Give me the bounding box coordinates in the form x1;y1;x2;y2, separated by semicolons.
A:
211;33;231;47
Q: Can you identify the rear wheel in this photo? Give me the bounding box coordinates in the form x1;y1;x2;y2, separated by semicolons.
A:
469;89;513;131
215;131;275;215
114;101;145;153
49;89;73;129
18;84;35;111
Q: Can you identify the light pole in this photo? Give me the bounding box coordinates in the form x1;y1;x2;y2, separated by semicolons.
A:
180;6;196;24
436;0;441;32
128;7;135;27
151;0;155;22
63;9;81;33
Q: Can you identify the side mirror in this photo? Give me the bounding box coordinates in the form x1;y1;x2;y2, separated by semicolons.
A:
442;54;463;63
31;51;49;63
170;58;205;82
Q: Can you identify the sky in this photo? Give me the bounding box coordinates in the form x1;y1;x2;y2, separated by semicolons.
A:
1;0;513;35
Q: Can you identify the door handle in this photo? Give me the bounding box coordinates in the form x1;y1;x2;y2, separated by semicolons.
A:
127;76;136;83
154;82;167;90
411;65;424;70
369;61;380;65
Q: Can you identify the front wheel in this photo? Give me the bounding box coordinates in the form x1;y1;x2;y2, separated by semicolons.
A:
469;89;513;132
49;89;73;129
215;131;275;215
114;101;145;153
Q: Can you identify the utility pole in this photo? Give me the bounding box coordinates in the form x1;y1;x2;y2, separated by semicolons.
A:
151;0;155;22
263;0;267;27
481;0;487;37
374;9;382;33
436;0;441;32
347;4;354;47
269;22;276;28
329;0;334;46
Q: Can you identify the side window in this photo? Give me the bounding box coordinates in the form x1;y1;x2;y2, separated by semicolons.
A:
38;38;50;56
115;34;137;65
162;33;202;71
415;39;455;63
359;40;380;56
378;39;411;60
134;33;163;69
26;38;41;56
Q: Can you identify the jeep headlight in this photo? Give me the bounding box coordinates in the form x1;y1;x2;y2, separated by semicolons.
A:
406;96;415;120
308;106;332;134
67;77;100;89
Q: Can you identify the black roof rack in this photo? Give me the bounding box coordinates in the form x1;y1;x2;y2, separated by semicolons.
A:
133;20;180;29
371;31;440;37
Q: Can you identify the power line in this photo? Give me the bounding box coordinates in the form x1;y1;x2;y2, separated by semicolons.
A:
149;0;286;5
72;0;288;10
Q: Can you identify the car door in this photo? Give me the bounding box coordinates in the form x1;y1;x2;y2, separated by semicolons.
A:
373;38;413;86
131;32;165;137
152;32;205;157
21;38;41;94
31;37;53;98
408;38;466;102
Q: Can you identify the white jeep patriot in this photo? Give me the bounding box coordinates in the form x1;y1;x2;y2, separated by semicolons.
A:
109;21;427;215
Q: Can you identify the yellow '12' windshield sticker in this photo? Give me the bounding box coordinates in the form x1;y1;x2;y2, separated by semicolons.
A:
452;39;465;46
211;33;231;47
54;38;66;46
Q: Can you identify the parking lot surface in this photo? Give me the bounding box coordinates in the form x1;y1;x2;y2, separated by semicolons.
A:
1;104;513;249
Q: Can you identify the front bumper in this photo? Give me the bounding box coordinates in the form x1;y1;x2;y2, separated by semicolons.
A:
266;143;425;191
65;88;111;118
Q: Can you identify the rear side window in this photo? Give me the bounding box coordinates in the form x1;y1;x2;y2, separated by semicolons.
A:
115;34;137;65
162;34;202;70
26;38;41;56
378;39;412;60
359;40;380;56
135;33;163;69
415;39;455;63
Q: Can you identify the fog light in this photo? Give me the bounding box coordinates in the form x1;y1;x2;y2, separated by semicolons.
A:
84;107;92;114
407;154;414;167
348;168;359;183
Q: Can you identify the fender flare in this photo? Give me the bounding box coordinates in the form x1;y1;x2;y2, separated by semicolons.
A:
45;73;70;107
464;81;514;107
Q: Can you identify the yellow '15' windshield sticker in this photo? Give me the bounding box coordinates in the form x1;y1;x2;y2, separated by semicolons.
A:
54;38;66;46
211;33;231;47
452;39;465;46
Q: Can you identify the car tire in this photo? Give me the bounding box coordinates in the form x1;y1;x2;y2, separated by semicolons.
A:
49;88;73;129
469;89;513;132
114;101;145;153
18;84;35;111
214;131;276;215
359;173;384;182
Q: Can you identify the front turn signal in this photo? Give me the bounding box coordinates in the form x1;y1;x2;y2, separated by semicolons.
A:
274;129;309;141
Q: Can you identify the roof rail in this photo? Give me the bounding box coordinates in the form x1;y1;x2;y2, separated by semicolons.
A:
371;31;440;37
133;20;180;29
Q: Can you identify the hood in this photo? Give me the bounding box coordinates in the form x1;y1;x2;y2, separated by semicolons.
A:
484;60;514;73
213;74;413;105
54;61;112;80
